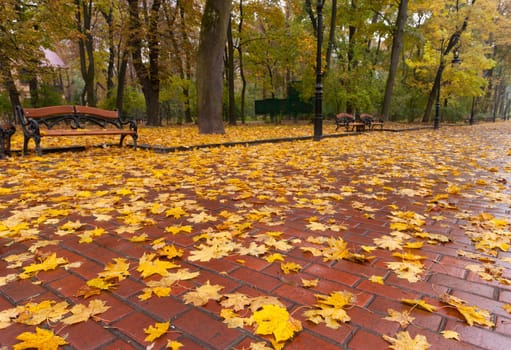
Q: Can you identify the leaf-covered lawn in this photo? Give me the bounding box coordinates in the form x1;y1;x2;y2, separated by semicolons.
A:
8;121;418;150
2;123;511;349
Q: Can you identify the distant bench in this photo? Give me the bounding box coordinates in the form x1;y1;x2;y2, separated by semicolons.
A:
16;105;138;156
335;113;384;132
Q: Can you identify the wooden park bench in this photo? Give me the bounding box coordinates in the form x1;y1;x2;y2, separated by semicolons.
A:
0;122;15;159
335;113;384;132
16;105;138;156
360;113;384;130
335;113;356;131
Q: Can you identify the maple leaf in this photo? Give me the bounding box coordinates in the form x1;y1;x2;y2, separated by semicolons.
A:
78;227;106;243
385;309;415;328
19;253;68;279
137;253;180;278
144;321;169;342
301;279;319;288
221;293;252;311
369;275;385;285
165;225;193;235
165;206;188;219
300;246;323;256
188;211;217;223
414;232;450;243
374;235;403;251
401;299;437;312
304;291;355;329
322;237;352;261
249;296;285;312
0;307;19;329
13;327;68;350
440;293;494;327
57;220;85;234
0;273;18;286
265;253;285;262
183;281;224;306
221;308;247;328
238;242;268;256
130;233;149;242
387;261;423;283
4;252;33;269
15;300;69;326
383;331;431;350
61;299;110;325
403;241;424;249
252;304;302;347
392;252;426;261
248;342;273;350
280;262;302;274
97;258;130;281
306;221;329;231
86;277;118;290
389;222;412;232
139;286;172;300
166;340;184;350
441;330;460;341
158;245;184;259
356;243;373;252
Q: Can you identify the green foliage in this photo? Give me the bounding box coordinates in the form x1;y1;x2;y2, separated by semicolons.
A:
0;93;12;120
100;86;146;119
37;85;65;107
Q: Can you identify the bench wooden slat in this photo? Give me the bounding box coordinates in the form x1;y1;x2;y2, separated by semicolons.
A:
41;129;136;136
24;106;75;118
74;105;118;119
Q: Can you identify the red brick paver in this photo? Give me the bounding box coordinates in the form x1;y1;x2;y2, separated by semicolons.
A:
2;124;511;349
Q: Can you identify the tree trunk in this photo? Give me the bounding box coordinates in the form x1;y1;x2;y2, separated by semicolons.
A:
196;0;232;134
0;57;21;120
227;15;236;125
381;0;408;121
75;0;96;106
305;0;317;37
237;0;247;124
346;0;357;114
116;50;129;116
178;1;193;123
101;7;115;99
325;0;337;72
127;0;161;126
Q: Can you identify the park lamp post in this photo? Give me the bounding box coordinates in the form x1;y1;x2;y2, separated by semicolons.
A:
434;41;461;130
313;0;324;141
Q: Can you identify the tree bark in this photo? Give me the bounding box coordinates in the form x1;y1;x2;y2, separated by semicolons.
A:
325;0;337;72
0;57;21;120
381;0;408;121
75;0;96;106
227;15;236;125
237;0;247;124
346;0;357;114
196;0;232;134
116;50;129;116
101;7;115;99
127;0;161;126
178;1;193;123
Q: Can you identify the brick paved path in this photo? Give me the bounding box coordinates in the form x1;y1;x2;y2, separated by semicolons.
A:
1;124;511;349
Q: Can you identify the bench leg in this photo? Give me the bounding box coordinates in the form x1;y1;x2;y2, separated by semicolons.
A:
119;134;138;149
35;136;42;156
